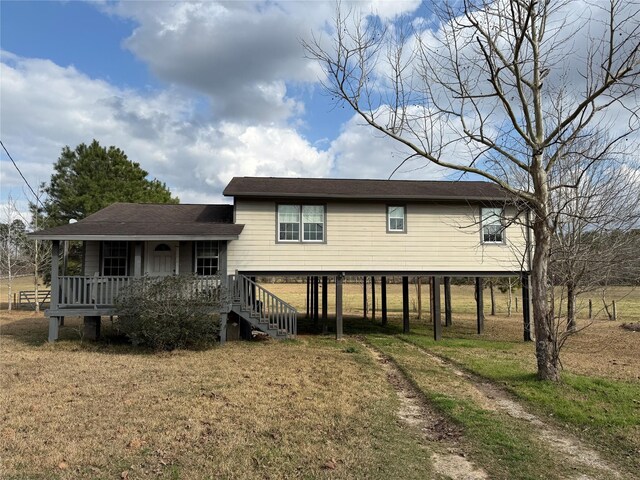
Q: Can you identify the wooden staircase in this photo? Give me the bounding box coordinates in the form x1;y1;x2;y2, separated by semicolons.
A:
228;274;297;339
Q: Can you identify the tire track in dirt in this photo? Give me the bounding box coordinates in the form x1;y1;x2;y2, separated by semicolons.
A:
363;342;489;480
398;339;624;480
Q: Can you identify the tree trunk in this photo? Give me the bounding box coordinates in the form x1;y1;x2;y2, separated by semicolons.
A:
531;207;560;381
566;282;576;332
507;278;512;317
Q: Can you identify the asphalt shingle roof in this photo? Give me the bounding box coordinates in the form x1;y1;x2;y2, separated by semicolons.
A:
32;203;243;239
223;177;509;201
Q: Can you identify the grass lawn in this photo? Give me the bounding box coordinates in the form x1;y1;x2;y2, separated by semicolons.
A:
1;312;434;480
1;280;638;479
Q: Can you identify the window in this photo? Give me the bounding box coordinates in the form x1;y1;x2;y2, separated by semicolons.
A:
481;208;504;243
102;241;128;276
278;205;300;241
278;204;325;242
302;205;324;241
195;241;219;276
387;205;406;233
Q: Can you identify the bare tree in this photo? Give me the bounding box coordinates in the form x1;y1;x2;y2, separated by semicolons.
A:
550;136;640;332
305;0;640;380
0;196;28;310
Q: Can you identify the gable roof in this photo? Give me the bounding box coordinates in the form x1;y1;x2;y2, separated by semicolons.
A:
31;203;244;240
223;176;510;201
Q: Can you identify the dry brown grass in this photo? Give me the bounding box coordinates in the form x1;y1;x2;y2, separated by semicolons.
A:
266;281;640;382
0;312;432;480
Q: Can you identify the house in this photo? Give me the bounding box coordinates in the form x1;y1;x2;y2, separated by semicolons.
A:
32;177;532;343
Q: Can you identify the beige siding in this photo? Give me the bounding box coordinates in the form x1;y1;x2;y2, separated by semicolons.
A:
227;200;528;273
84;241;100;275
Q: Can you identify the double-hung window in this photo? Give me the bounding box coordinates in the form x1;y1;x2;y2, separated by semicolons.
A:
387;205;406;233
481;208;504;243
102;241;128;276
278;204;325;242
195;241;219;275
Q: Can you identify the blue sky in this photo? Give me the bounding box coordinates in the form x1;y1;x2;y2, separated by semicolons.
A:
3;1;635;217
1;0;438;212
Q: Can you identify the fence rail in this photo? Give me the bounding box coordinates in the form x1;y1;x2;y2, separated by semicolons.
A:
18;290;51;310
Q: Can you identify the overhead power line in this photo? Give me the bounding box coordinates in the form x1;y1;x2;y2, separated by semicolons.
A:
0;139;45;208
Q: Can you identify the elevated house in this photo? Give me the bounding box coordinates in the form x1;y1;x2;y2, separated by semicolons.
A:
32;177;533;343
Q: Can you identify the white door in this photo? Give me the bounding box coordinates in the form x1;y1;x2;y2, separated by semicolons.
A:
146;242;175;277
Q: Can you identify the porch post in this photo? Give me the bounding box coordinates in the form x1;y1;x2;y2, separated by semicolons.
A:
429;276;435;322
134;242;142;277
381;276;388;326
363;276;367;319
307;276;311;318
371;276;376;321
175;243;180;274
522;273;532;342
475;277;484;334
48;240;60;342
444;276;452;327
219;313;228;345
336;274;344;340
313;276;319;325
433;276;442;340
402;276;410;334
321;276;328;334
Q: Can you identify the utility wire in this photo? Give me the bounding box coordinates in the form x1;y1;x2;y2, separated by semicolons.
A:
0;139;45;208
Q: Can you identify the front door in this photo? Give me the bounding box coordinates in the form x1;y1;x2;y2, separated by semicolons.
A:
146;242;176;277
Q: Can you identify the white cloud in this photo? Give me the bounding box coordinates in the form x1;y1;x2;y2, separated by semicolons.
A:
0;52;333;207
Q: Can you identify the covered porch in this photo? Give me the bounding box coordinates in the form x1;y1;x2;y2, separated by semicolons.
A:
30;203;244;342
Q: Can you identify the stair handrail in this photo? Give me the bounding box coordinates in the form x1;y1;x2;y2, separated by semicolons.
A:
227;274;297;338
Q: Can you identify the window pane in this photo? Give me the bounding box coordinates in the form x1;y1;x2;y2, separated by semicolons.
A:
195;241;219;275
388;206;405;231
102;241;128;276
278;205;300;241
482;208;503;242
302;205;324;241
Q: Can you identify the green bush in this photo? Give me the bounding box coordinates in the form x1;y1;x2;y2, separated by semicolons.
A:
114;275;222;350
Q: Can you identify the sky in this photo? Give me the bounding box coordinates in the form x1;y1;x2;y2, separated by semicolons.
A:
1;0;435;213
1;0;638;218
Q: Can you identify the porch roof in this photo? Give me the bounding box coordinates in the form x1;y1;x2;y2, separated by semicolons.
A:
31;203;244;240
223;176;511;202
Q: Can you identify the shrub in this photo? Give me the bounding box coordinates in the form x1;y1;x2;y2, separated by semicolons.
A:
114;275;223;350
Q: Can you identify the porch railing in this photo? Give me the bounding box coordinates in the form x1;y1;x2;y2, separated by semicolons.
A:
57;275;222;308
58;276;134;307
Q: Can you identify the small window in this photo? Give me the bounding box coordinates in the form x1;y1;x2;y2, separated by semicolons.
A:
481;208;504;243
278;205;300;241
302;205;324;241
102;241;128;276
195;241;219;276
278;204;325;242
154;243;171;252
387;205;406;233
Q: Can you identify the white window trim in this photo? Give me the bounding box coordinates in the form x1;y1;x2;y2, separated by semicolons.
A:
387;205;407;234
481;207;506;244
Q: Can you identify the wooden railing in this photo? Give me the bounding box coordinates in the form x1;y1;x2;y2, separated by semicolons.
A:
229;274;297;338
58;276;134;307
56;275;223;308
18;290;51;310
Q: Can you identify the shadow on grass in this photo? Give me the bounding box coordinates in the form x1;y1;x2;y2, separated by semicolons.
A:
296;314;405;336
0;315;210;355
